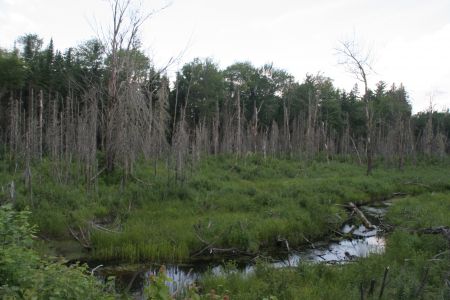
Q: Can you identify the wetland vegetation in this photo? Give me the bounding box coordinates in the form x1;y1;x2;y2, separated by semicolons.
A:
1;0;449;298
1;157;449;299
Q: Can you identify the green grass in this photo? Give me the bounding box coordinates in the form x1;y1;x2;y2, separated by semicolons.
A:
1;155;449;263
198;192;450;299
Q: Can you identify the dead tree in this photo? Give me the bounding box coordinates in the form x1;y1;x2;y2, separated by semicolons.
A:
102;0;168;173
235;86;242;156
336;39;375;175
212;99;220;155
306;89;319;157
422;101;434;156
282;98;291;154
251;99;263;153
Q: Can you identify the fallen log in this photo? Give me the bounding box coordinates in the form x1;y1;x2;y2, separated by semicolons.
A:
191;246;254;257
417;226;450;243
349;202;375;229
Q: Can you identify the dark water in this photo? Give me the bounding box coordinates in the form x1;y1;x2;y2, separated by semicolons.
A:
95;202;389;298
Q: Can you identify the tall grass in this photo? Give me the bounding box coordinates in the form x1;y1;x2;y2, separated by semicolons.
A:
199;192;450;299
0;156;449;263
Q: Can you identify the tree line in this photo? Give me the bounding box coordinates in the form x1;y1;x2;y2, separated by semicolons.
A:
0;31;449;185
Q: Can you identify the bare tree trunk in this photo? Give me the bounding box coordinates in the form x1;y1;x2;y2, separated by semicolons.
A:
236;86;242;156
213;99;220;155
365;93;373;175
38;90;44;160
283;98;291;155
336;39;375;175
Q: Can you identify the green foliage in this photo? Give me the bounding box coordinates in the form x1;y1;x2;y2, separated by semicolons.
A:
1;157;450;298
0;204;115;299
172;58;225;126
144;266;173;300
0;204;35;247
0;49;26;90
3;157;449;264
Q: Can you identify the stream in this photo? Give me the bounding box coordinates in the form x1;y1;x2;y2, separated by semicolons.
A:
94;201;390;298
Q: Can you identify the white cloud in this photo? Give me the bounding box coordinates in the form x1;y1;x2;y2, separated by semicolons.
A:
376;23;450;112
0;0;448;112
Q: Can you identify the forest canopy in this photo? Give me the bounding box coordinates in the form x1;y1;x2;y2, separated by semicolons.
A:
0;32;449;181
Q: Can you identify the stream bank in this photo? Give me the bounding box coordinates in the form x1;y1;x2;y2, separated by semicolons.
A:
93;200;392;297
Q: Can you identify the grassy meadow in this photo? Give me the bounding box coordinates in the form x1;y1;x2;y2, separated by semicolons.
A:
1;156;449;264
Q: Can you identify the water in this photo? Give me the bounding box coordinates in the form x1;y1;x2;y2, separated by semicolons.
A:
97;224;386;297
95;201;391;298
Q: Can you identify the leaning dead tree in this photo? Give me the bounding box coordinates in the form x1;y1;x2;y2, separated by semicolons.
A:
336;39;375;175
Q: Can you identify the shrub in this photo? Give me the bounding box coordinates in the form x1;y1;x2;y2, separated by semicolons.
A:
0;204;115;299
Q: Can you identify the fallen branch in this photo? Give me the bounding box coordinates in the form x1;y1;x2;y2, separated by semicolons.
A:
349;202;375;229
68;225;92;250
90;167;106;182
191;224;222;257
191;239;216;258
207;247;254;256
90;264;103;275
391;192;407;197
403;181;430;188
90;221;121;234
131;174;153;187
303;235;316;248
193;229;214;246
416;226;450;243
432;250;449;259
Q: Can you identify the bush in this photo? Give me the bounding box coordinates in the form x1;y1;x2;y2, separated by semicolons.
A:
0;204;115;299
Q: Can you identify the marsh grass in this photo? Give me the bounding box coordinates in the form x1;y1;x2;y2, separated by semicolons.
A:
1;156;449;263
199;192;450;300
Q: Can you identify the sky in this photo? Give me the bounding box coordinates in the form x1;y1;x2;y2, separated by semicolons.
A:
0;0;449;113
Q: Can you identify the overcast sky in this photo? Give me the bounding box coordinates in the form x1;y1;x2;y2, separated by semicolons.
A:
1;0;449;112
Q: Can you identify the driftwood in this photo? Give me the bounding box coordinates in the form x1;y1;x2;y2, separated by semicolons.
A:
349;202;375;229
68;225;92;250
303;235;315;248
191;244;253;257
90;264;103;275
191;224;254;258
89;221;121;233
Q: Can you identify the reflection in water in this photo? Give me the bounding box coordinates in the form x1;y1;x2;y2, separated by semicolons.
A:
300;236;385;262
99;231;385;298
97;201;390;298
